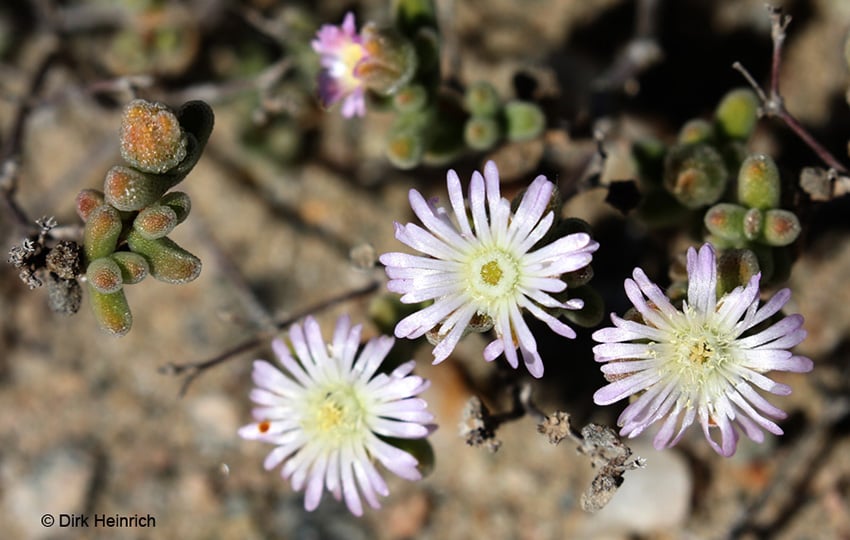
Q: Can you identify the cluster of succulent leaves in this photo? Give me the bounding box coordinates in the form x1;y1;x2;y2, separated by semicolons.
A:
71;0;200;78
631;87;801;289
363;0;547;169
76;99;213;336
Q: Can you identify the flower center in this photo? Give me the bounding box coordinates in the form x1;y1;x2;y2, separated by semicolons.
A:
480;260;504;285
661;322;735;394
464;249;521;308
303;385;368;442
332;42;367;84
688;340;714;364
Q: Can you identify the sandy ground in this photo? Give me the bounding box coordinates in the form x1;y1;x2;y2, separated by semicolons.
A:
2;1;850;539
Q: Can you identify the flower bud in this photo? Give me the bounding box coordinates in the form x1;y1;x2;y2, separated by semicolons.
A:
714;88;759;140
120;99;187;173
663;143;728;209
678;118;714;145
111;251;149;284
104;165;175;212
716;248;760;296
134;204;178;240
464;116;501;151
738;154;781;210
385;129;425;169
84;204;123;262
393;84;428;113
88;283;132;336
357;26;417;96
86;257;124;294
704;203;747;242
75;189;105;222
762;209;801;246
127;230;202;284
503;101;545;142
464;81;501;117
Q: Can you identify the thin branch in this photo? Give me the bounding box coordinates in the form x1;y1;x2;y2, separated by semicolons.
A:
732;5;848;173
1;48;60;232
592;0;663;93
158;280;381;396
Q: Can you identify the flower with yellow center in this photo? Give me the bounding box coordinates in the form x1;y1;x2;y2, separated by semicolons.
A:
380;161;599;378
312;12;369;118
592;243;813;456
238;315;434;515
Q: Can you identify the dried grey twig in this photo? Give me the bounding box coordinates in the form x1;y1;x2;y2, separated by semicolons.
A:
538;411;645;512
593;0;663;94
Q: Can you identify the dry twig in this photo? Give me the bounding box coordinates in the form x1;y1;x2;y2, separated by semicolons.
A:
733;5;848;177
159;280;380;396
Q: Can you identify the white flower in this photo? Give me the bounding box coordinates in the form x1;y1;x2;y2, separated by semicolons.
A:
592;243;813;456
380;161;599;378
238;315;434;516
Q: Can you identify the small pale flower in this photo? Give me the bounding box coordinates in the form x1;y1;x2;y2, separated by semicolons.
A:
380;161;599;378
312;12;369;117
592;243;813;457
238;315;434;516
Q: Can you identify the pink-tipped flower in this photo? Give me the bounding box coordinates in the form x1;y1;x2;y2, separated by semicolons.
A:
238;315;434;516
312;12;369;118
380;161;599;378
592;243;813;457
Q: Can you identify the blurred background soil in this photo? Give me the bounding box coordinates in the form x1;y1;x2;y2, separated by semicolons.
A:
1;0;850;539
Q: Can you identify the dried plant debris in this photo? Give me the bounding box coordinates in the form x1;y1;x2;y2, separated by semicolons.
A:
799;167;850;201
459;396;503;453
8;218;83;314
538;411;645;512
